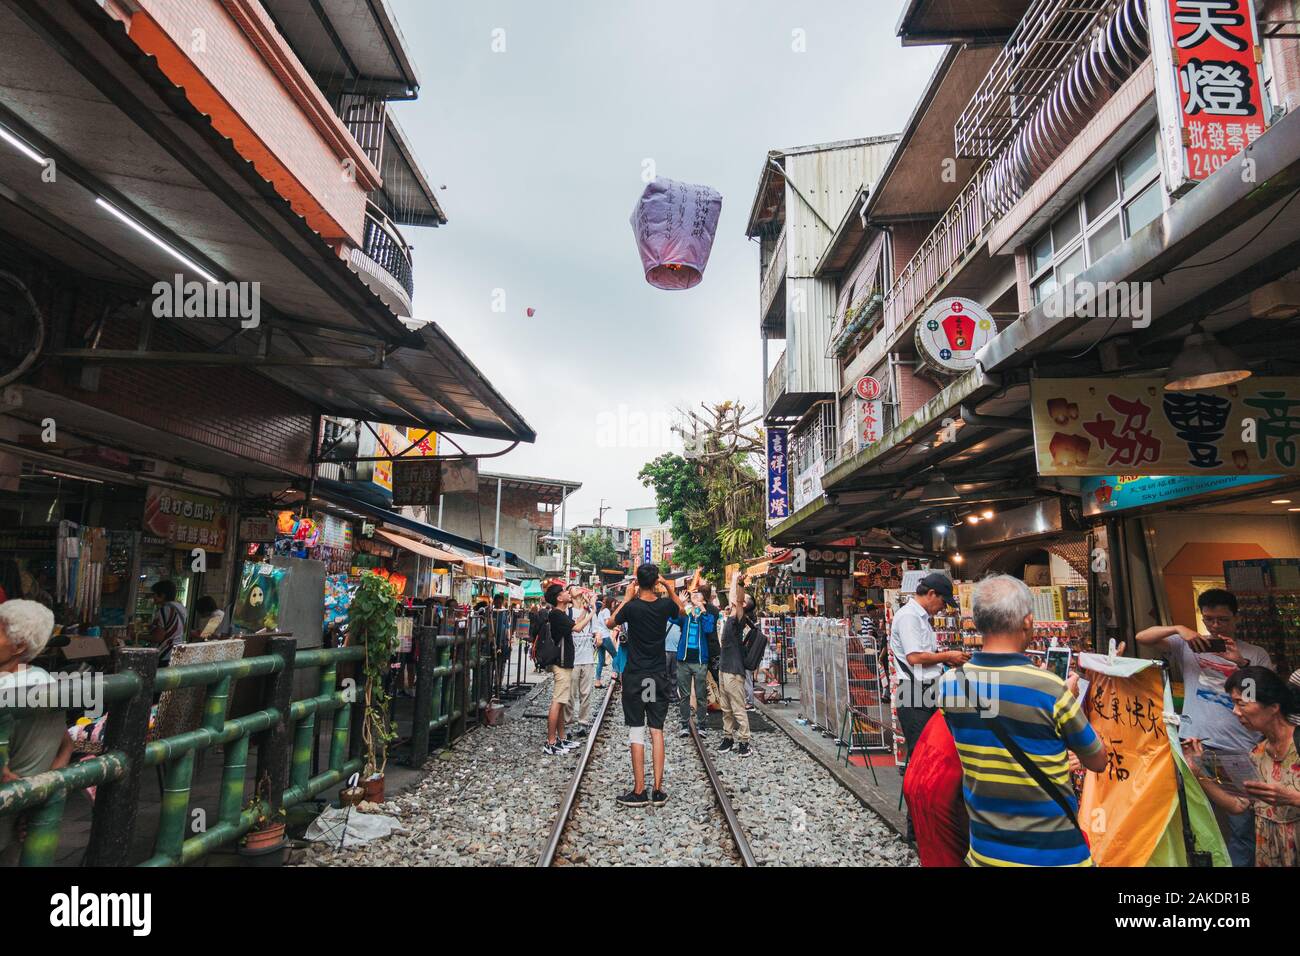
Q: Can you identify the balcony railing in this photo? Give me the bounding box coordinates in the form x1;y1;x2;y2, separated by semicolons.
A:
363;203;414;299
765;349;787;414
879;169;993;349
760;229;787;323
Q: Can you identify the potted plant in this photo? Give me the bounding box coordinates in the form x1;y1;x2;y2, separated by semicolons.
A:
238;772;287;865
351;571;400;804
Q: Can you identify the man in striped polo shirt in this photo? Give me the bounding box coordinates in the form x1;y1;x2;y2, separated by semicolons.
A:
939;575;1109;867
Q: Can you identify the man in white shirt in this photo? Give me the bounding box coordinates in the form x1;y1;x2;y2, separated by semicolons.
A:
566;591;598;734
889;573;968;840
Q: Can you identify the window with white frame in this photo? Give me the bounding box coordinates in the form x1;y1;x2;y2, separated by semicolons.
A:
1029;130;1164;305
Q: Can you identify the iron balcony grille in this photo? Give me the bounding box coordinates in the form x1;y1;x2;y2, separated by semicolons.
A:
956;0;1129;160
363;203;415;298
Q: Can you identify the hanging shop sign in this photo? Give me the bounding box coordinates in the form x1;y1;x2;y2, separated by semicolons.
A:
238;515;275;542
405;428;439;456
1151;0;1268;195
441;459;479;495
650;529;665;564
914;297;995;374
392;458;442;506
143;485;228;550
766;427;790;523
854;555;902;588
643;536;652;564
858;398;884;449
854;375;883;401
1031;377;1300;476
630;529;642;565
791;459;825;513
370;422;406;493
1081;473;1277;516
789;547;851;578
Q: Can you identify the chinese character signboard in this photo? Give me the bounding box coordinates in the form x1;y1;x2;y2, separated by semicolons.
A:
405;428;439;456
1032;377;1300;476
858;398;884;449
767;427;790;523
1151;0;1268;193
1081;473;1276;515
144;485;228;550
392;458;442;506
370;422;406;493
914;297;995;375
854;376;883;401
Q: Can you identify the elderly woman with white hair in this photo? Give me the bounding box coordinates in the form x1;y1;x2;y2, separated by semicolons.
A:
0;599;74;865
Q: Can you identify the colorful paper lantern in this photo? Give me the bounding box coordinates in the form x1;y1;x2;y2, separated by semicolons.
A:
629;178;722;290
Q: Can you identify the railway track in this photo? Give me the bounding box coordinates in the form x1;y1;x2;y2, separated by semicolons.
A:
537;679;757;867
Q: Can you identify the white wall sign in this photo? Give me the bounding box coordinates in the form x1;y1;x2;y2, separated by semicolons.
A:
914;297;995;374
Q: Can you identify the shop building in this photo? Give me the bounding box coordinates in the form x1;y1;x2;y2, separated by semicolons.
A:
0;0;533;655
761;0;1300;663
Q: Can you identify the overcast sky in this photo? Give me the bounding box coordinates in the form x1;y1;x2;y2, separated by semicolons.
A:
388;0;942;529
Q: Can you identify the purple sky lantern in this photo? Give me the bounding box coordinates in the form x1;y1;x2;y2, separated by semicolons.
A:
629;178;723;290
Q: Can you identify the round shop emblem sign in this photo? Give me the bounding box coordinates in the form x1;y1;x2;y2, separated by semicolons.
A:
855;376;883;401
915;297;995;373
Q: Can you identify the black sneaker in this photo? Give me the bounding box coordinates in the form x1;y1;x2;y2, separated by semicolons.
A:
617;789;650;808
737;742;753;758
717;738;734;753
651;789;669;807
543;742;563;756
697;725;708;737
678;728;690;738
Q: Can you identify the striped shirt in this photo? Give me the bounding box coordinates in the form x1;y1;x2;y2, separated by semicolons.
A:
938;653;1103;868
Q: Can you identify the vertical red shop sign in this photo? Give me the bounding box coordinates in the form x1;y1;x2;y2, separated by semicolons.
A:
1151;0;1269;194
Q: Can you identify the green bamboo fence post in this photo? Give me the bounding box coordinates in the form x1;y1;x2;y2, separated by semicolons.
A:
329;653;351;773
257;636;297;815
85;648;157;867
292;661;333;789
154;749;195;862
410;626;435;761
217;735;250;826
18;790;67;866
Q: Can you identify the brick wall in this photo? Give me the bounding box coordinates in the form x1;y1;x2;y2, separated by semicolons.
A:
888;221;932;280
895;365;940;421
437;484;554;561
123;0;378;245
32;288;316;476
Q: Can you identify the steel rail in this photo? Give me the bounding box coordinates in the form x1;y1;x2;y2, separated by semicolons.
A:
689;718;758;867
536;679;618;867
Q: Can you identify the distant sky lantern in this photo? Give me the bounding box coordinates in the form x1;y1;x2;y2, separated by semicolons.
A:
629;178;723;290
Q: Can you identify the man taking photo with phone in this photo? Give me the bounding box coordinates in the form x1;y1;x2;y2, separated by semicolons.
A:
1135;587;1272;866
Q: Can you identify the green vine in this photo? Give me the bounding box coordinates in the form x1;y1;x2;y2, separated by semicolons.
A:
350;571;400;779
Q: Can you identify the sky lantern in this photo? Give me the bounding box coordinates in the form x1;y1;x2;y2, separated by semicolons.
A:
629;178;722;290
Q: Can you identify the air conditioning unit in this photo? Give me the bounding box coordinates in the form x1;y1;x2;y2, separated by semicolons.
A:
1251;281;1300;320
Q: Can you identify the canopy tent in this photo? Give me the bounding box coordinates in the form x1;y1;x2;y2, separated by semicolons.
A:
375;528;464;564
521;579;544;599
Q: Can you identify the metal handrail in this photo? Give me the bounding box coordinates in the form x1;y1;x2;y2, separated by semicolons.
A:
363;203;415;298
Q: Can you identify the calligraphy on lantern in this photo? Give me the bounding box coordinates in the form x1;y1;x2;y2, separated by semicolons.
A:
767;427;790;522
1153;0;1268;183
1030;378;1300;476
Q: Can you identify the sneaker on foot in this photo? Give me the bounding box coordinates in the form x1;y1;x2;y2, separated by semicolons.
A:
737;742;753;757
717;737;734;753
543;742;563;755
558;739;580;751
698;726;708;737
678;728;690;738
651;789;669;807
617;789;650;808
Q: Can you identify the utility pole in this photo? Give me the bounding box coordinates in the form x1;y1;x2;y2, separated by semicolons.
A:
596;498;609;527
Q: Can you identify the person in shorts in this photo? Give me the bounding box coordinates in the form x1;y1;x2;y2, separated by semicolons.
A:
541;584;590;756
606;563;683;807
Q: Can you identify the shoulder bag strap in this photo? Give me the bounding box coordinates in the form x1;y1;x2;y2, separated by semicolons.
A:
954;667;1082;832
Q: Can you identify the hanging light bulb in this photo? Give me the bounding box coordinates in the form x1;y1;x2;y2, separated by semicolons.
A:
1164;324;1251;391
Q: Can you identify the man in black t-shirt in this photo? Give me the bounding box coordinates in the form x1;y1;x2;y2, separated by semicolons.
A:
607;562;683;807
539;583;590;756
